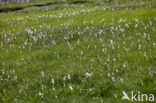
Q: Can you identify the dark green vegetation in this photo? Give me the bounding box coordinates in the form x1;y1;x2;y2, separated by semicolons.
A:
0;0;156;103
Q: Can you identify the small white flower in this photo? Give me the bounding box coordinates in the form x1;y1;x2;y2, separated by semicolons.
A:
120;29;124;32
68;74;71;80
138;44;141;50
108;73;110;77
112;77;115;82
85;72;92;78
52;87;55;91
135;18;139;22
51;79;54;84
69;85;73;91
121;78;123;82
123;63;126;68
39;92;43;96
41;71;45;77
135;24;138;28
110;40;113;45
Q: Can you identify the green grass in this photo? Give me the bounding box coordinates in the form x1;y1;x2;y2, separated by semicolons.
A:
0;0;156;14
0;0;156;103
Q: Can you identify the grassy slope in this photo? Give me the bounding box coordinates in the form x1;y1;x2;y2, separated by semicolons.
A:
0;0;156;103
0;0;156;14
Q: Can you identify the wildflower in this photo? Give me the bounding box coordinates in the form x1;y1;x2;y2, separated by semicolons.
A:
41;71;45;77
67;74;71;80
85;72;92;78
69;85;73;91
112;77;115;82
51;79;54;84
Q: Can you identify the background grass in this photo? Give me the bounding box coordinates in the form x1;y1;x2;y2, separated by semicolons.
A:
0;0;156;103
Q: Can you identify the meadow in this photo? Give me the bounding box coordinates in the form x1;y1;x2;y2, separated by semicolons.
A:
0;0;156;102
